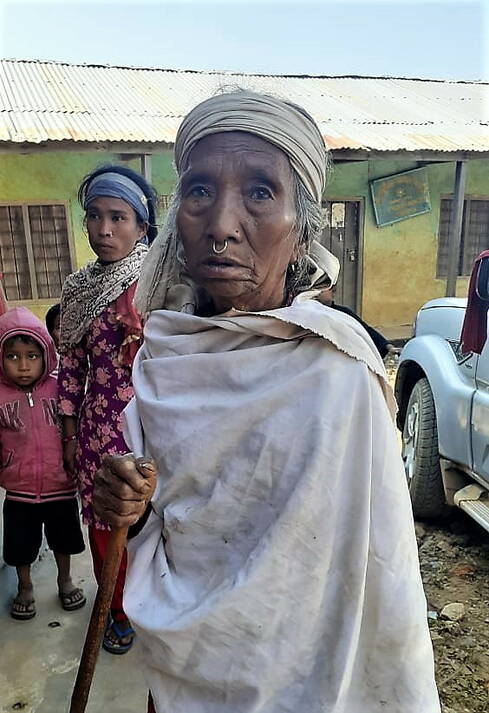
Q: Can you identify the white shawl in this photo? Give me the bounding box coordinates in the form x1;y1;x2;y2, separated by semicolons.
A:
123;298;439;713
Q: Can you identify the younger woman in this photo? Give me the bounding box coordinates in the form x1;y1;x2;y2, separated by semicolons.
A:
58;165;157;654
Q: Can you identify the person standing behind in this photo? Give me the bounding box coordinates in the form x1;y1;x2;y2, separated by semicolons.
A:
58;165;157;654
45;303;61;351
45;303;61;377
0;307;85;620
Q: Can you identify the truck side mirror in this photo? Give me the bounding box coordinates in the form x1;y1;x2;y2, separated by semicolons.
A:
476;257;489;301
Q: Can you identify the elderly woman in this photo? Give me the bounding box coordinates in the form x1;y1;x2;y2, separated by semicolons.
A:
94;91;440;713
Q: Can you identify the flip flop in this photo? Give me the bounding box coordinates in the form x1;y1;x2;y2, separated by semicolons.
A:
11;596;36;620
58;587;87;611
102;619;135;655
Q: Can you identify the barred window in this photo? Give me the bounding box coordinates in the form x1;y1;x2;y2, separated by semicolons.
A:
0;204;73;301
437;198;489;278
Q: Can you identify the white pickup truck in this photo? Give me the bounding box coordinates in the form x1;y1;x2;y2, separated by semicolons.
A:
395;257;489;532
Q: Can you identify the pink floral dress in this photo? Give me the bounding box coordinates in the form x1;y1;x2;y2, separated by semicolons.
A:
58;303;134;530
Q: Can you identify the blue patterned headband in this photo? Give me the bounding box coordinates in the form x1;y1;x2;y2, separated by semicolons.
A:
85;172;149;222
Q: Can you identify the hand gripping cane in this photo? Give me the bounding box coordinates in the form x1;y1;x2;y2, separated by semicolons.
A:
69;457;156;713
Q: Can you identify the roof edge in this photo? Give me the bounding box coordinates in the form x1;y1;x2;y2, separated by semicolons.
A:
1;57;487;85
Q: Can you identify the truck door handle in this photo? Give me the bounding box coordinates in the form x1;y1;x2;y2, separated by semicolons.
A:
346;248;356;262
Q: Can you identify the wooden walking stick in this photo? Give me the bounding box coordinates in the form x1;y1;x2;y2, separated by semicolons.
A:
69;524;128;713
69;459;156;713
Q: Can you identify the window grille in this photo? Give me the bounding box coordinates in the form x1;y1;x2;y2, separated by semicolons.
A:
0;204;73;301
437;198;489;278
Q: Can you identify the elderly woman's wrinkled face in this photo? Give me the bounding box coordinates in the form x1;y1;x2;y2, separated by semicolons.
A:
177;132;299;313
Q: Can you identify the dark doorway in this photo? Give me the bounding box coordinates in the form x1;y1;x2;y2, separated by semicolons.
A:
320;201;361;311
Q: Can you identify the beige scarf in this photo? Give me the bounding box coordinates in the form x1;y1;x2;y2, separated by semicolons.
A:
59;242;148;351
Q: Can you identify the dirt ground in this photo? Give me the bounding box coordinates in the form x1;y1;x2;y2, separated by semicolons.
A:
385;355;489;713
417;514;489;713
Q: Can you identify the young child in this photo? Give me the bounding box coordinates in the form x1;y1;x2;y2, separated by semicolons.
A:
0;307;86;620
45;303;61;350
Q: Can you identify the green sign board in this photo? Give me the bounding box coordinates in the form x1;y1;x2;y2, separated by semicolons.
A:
370;167;431;227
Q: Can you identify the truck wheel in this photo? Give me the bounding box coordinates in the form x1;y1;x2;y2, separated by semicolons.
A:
402;377;446;518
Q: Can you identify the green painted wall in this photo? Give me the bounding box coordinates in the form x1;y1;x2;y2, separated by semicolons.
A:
327;158;489;328
0;149;176;318
1;149;488;328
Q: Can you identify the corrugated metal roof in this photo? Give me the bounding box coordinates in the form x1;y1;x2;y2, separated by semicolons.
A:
1;59;488;152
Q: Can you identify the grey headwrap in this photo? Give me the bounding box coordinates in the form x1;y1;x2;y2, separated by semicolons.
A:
135;90;335;316
175;91;327;203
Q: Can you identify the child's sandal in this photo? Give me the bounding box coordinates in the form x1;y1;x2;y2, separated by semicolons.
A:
11;596;36;620
58;587;86;611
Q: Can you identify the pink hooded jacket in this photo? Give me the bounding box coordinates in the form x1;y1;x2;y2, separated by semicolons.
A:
0;307;76;503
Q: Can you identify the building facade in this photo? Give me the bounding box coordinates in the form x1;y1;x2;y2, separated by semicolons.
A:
2;60;489;331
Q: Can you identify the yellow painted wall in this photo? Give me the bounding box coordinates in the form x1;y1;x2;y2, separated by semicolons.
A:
327;159;489;328
1;149;488;328
0;149;175;319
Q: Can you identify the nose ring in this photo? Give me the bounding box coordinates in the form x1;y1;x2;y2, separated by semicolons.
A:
212;240;228;254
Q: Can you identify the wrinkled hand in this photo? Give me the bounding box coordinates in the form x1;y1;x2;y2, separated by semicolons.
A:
93;453;157;529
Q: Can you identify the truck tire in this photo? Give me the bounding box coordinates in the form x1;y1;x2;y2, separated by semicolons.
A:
401;377;446;518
